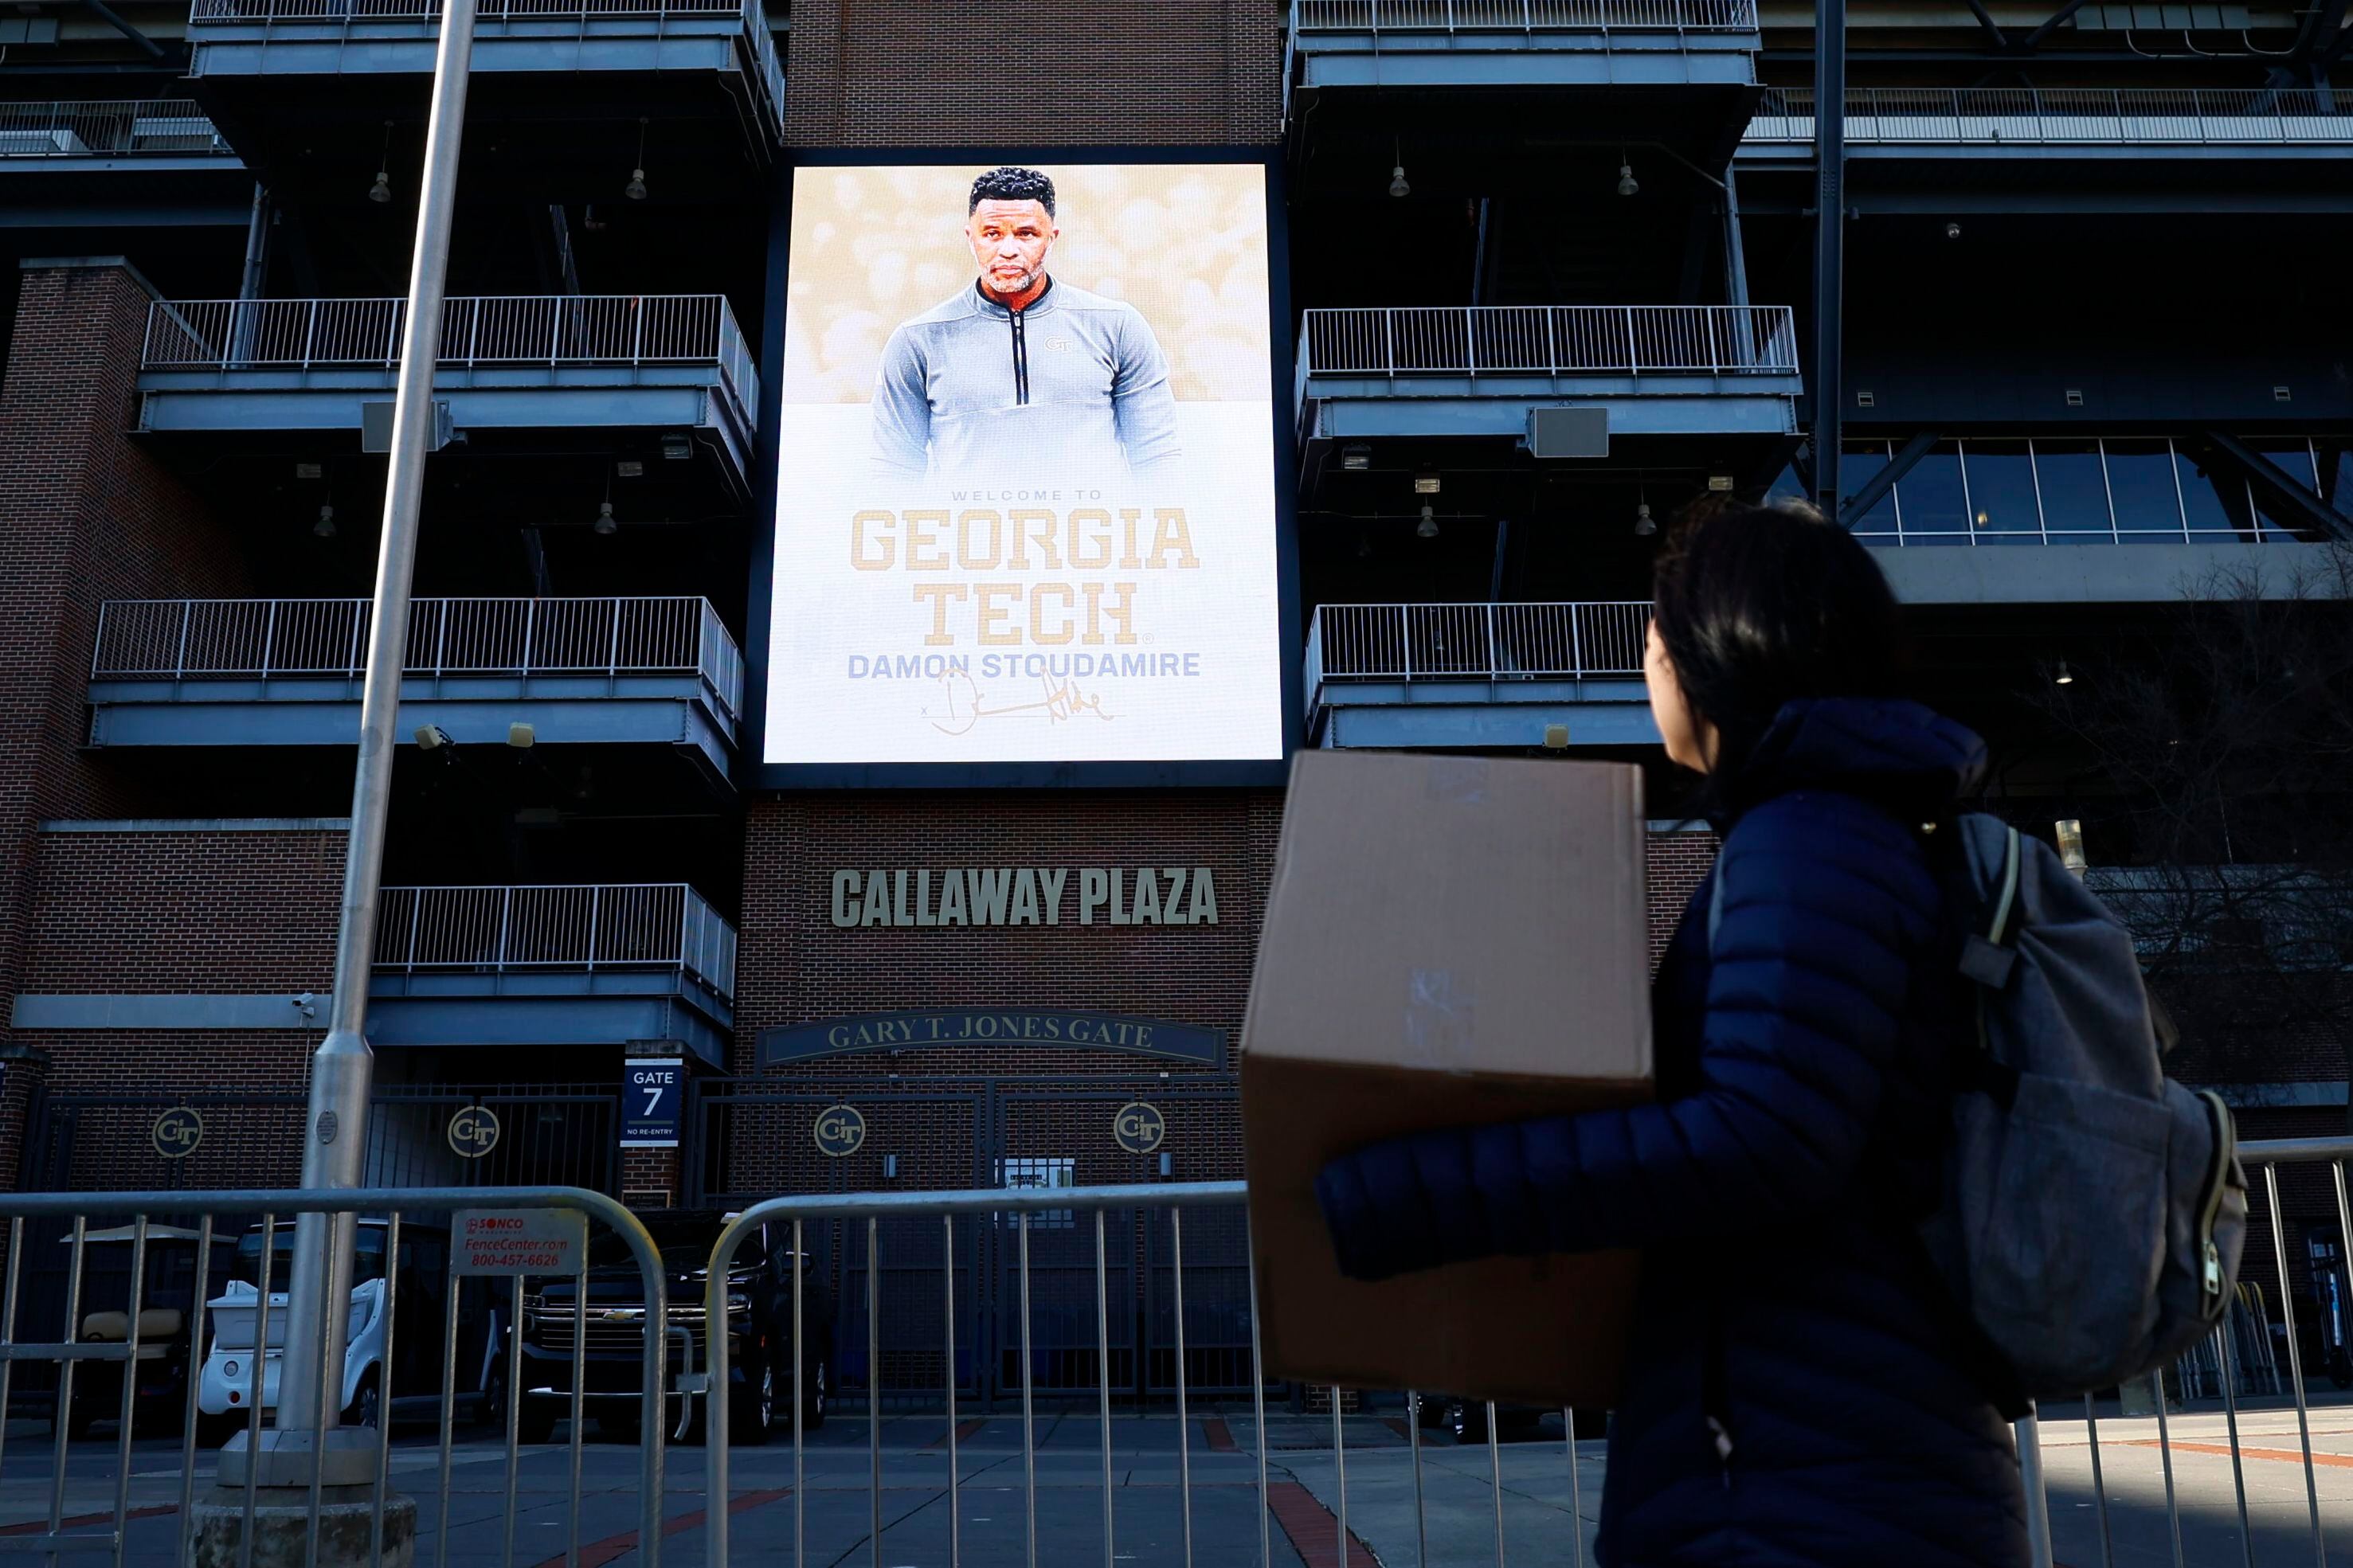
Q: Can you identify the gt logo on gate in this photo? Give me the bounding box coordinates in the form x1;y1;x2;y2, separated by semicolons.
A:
1112;1101;1165;1155
814;1105;867;1159
448;1105;502;1159
151;1106;205;1159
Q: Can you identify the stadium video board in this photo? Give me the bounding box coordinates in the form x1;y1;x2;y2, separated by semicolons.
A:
759;156;1289;776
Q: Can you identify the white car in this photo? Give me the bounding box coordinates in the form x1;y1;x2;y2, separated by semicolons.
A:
194;1218;491;1443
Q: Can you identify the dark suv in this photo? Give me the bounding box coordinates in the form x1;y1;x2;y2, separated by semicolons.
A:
507;1210;833;1445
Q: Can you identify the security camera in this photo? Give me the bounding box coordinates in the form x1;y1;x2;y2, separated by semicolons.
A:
414;725;455;750
292;992;317;1019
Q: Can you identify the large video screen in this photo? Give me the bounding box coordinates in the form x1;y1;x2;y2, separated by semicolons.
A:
763;158;1285;768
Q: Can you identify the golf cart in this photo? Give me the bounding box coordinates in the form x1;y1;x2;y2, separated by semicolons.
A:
196;1219;494;1444
55;1225;208;1440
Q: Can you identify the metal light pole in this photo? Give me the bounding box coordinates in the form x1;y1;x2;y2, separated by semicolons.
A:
1811;0;1846;519
264;0;478;1481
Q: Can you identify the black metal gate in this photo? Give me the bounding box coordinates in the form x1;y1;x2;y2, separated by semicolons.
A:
19;1084;621;1198
683;1076;1251;1406
365;1084;620;1194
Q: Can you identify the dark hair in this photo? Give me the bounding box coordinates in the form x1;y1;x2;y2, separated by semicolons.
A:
1650;495;1911;786
969;166;1056;217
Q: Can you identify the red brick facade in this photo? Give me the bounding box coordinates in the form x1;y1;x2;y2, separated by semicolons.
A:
0;262;260;1183
783;2;1282;149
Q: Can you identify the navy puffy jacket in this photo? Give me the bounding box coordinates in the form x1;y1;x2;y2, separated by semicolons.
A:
1316;698;2030;1567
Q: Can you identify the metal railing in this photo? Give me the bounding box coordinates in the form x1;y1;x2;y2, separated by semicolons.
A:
1306;601;1650;706
691;1134;2353;1568
1748;86;2353;145
9;1141;2351;1568
1294;0;1759;29
139;294;760;416
0;1186;664;1568
92;596;746;721
1300;305;1800;378
0;100;231;157
373;883;738;999
192;0;741;20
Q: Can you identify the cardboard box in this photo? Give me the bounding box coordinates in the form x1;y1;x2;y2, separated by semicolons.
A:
1241;751;1653;1410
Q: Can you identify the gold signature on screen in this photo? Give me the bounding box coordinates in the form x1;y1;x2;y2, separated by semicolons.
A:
930;671;1118;736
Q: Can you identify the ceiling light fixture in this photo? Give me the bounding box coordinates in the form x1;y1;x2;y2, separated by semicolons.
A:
2053;659;2075;686
1634;500;1656;537
1416;503;1439;540
1616;152;1638;198
314;502;336;538
1413;471;1440;495
368;121;393;204
594;470;617;535
1388;138;1410;200
625;118;649;201
1341;444;1371;472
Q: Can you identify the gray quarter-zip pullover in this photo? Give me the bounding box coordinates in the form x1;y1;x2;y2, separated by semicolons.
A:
870;278;1184;484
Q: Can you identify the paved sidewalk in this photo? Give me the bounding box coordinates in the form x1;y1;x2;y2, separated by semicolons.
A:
7;1402;2353;1567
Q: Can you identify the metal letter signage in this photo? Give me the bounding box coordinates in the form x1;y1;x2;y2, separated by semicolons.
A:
761;1009;1223;1068
622;1059;684;1150
448;1104;502;1159
452;1210;585;1277
151;1106;204;1159
1112;1101;1165;1155
826;866;1220;929
814;1105;867;1159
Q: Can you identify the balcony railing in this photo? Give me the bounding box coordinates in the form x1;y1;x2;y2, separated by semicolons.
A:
1748;87;2353;146
194;0;737;20
1306;601;1650;707
92;596;746;720
0;100;232;158
139;294;759;415
1300;305;1799;379
1294;0;1757;29
374;883;736;999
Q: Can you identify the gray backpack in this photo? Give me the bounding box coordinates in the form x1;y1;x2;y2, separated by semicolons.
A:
1712;811;2248;1399
1927;814;2247;1399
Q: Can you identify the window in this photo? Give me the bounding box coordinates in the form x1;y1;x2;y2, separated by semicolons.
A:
2174;443;2256;539
1895;443;1970;542
2030;440;2114;541
996;1156;1076;1230
2320;440;2353;515
2249;440;2324;542
2103;439;2184;539
1842;442;1895;534
1961;441;2040;542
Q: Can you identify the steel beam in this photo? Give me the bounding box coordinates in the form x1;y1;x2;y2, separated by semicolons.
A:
1838;429;1938;529
2205;430;2353;542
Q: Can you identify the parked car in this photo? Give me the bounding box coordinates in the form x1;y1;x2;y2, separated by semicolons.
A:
195;1219;495;1444
504;1210;834;1445
57;1225;209;1440
1418;1395;1607;1445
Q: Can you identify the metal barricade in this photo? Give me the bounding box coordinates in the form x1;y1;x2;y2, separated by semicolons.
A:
698;1139;2353;1568
0;1187;665;1568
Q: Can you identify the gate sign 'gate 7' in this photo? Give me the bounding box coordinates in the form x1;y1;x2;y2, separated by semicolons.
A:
622;1058;684;1150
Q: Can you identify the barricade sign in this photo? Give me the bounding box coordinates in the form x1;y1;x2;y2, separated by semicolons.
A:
454;1208;586;1275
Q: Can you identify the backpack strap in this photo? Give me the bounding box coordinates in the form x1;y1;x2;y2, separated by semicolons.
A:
1955;824;2022;991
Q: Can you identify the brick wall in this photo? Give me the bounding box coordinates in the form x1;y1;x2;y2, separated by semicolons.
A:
0;261;259;1182
740;790;1283;1077
1645;826;1718;968
8;823;340;1188
22;826;344;995
784;1;1282;148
